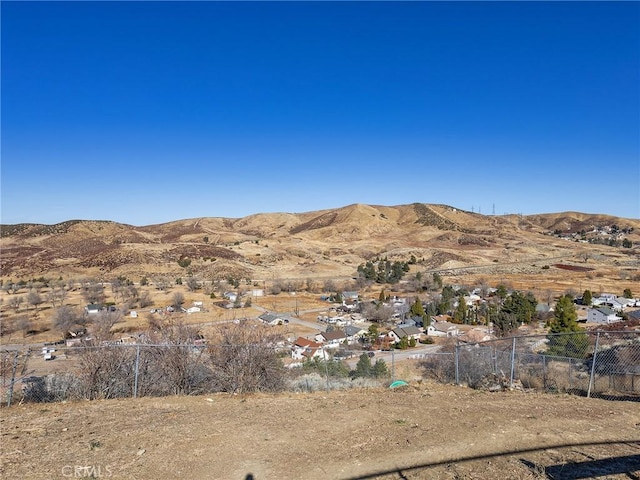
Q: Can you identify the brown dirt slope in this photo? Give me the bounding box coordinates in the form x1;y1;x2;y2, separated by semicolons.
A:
1;382;639;479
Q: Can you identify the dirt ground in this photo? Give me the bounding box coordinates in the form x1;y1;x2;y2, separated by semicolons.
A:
1;381;639;480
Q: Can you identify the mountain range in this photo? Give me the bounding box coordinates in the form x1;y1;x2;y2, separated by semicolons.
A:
1;203;638;287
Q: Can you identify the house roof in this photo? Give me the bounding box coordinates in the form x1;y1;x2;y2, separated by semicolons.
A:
259;313;281;322
294;337;322;349
592;307;616;316
321;330;347;341
391;326;422;338
431;321;459;332
344;325;365;336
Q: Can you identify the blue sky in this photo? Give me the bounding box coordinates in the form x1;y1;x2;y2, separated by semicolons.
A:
2;1;639;226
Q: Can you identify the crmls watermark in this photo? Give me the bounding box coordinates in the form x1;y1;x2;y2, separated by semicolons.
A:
61;465;113;478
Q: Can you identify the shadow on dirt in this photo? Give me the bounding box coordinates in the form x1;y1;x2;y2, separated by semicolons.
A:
521;455;640;479
339;440;640;480
564;388;640;403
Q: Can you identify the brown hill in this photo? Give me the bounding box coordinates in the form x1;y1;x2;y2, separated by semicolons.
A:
1;203;639;292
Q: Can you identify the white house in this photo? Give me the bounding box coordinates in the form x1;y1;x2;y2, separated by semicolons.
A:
186;307;201;314
291;337;324;360
314;330;347;349
85;304;101;315
223;292;238;303
259;312;286;326
587;307;623;324
426;321;460;337
344;325;367;345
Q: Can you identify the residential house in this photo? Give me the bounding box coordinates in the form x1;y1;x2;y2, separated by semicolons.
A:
84;304;101;315
223;292;238;303
342;291;359;302
259;312;287;326
591;293;632;309
463;293;482;306
314;330;347;349
388;325;422;344
426;321;460;337
587;307;623;325
344;325;367;345
291;337;324;360
430;314;453;324
403;315;425;328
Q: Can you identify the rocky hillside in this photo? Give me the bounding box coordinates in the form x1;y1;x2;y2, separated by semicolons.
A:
1;203;638;282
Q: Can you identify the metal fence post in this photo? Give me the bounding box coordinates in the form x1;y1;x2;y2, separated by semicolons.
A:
321;347;329;392
587;331;600;398
454;342;460;385
7;351;19;407
133;344;141;399
510;336;516;387
391;349;395;382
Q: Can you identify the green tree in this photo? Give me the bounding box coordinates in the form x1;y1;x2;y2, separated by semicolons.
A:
432;272;443;290
372;359;389;378
494;312;519;337
353;353;372;378
546;295;589;358
303;357;349;378
409;298;426;322
622;238;632;248
496;284;508;301
366;323;379;344
623;288;633;299
453;296;467;323
501;291;537;324
582;290;592;306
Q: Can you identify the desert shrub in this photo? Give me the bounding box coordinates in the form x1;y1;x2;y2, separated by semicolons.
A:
74;346;138;400
206;321;286;394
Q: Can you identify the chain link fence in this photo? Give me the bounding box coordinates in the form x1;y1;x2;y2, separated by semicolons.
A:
451;331;640;399
2;331;639;406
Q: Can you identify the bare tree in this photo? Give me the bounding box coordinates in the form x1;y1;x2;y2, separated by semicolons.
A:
46;287;66;308
171;291;185;309
123;284;138;304
90;310;121;341
153;276;171;292
82;282;106;305
323;279;337;293
139;291;153;308
8;295;23;312
15;315;33;338
207;321;286;393
186;276;201;292
110;277;125;302
53;305;83;338
26;290;44;311
361;302;396;324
